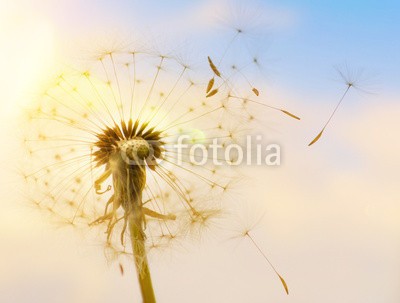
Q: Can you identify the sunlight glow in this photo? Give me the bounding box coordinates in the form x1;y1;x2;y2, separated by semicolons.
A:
0;20;55;115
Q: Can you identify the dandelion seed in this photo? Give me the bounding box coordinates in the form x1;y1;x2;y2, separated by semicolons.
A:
280;110;300;120
308;129;324;146
228;94;300;120
206;89;219;98
206;77;215;93
308;65;373;146
245;231;289;295
208;56;222;77
229;207;289;295
230;63;262;96
308;84;352;146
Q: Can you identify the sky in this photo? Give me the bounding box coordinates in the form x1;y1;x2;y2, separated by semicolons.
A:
0;1;399;302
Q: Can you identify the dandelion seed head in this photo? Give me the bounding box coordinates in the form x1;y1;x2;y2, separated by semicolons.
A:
23;41;255;259
20;15;299;298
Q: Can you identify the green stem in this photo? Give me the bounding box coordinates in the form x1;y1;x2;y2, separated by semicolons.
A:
129;213;156;303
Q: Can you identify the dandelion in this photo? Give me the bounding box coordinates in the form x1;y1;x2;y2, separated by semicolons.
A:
22;27;298;303
308;65;373;146
229;208;289;295
245;231;289;294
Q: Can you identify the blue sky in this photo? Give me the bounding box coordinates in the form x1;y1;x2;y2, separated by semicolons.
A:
83;0;400;96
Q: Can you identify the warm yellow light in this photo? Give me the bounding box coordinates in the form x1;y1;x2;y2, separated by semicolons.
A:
0;20;55;115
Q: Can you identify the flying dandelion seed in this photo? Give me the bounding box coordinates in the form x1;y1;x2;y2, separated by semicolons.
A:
22;21;299;302
308;65;373;146
229;207;289;295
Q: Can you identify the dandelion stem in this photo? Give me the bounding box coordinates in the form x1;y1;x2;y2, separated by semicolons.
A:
129;212;156;303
